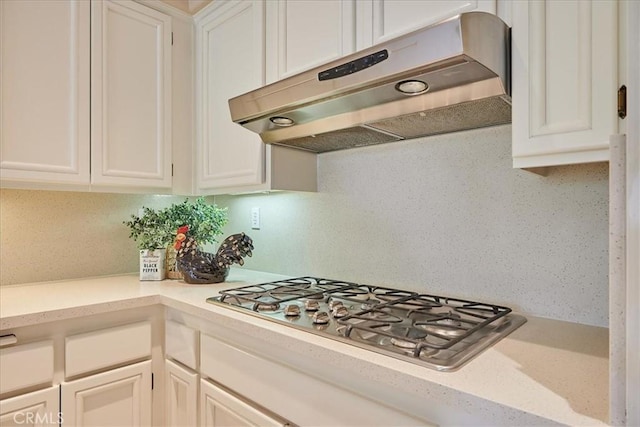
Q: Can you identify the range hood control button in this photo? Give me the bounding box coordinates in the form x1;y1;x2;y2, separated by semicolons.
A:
318;49;388;81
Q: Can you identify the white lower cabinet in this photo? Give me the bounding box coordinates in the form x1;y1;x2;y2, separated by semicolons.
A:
0;386;60;427
61;320;154;426
0;340;58;426
1;309;161;427
165;359;198;427
199;331;430;426
162;308;436;427
61;360;152;426
0;340;54;396
200;378;285;427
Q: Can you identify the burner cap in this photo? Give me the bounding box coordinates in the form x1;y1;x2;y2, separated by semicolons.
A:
389;337;439;357
390;337;417;349
387;326;428;348
255;302;279;312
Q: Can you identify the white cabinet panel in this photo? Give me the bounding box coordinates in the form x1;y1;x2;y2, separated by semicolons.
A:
195;0;317;195
61;360;152;426
165;320;198;370
266;0;356;80
0;386;60;427
0;0;90;184
200;378;285;427
196;1;265;191
91;0;172;188
165;359;198;427
65;321;151;378
0;341;54;395
1;0;173;191
200;332;430;426
512;0;618;168
359;0;495;48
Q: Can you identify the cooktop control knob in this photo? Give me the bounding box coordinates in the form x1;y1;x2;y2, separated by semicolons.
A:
328;300;343;310
312;311;330;324
332;306;349;318
284;304;301;316
304;300;320;311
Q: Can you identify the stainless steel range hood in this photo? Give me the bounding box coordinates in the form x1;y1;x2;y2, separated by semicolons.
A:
229;12;511;153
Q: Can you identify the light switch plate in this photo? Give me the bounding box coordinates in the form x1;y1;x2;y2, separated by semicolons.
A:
251;207;260;229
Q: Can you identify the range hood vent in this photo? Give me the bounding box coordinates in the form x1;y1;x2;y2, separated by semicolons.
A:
229;12;511;153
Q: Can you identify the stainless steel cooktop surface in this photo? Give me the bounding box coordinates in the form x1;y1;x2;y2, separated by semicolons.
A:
206;277;526;371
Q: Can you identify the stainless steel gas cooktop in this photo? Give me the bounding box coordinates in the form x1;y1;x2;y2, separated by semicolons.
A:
206;277;526;371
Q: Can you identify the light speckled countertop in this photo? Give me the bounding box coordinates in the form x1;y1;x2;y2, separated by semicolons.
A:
0;269;609;426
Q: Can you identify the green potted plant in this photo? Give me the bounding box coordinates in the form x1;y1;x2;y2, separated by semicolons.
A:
124;197;228;280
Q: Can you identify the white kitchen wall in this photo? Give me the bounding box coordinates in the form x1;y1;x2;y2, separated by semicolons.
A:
216;125;609;327
0;191;205;285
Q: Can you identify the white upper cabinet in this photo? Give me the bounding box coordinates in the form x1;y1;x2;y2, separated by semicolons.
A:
91;0;172;188
511;0;618;168
195;0;317;194
0;0;90;185
196;0;266;191
357;0;496;49
265;0;356;81
0;0;172;191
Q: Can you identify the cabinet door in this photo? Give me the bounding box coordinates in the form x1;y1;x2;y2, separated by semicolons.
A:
0;0;90;185
196;0;266;190
0;386;60;427
165;359;198;427
266;0;356;81
91;0;172;188
358;0;496;49
61;360;152;426
200;379;285;427
511;0;618;168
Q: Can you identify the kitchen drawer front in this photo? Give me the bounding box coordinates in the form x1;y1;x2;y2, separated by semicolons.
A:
165;320;198;370
0;340;54;394
65;321;151;378
200;333;429;426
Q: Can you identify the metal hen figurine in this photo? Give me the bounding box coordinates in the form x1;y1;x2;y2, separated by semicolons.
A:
174;225;254;284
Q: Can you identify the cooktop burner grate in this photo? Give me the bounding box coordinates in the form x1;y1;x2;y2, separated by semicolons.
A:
338;294;513;352
217;277;356;310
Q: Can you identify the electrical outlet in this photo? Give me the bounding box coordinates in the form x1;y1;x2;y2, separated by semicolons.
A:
251;207;260;229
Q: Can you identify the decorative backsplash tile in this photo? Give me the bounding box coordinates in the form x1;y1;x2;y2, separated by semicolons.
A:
0;191;197;286
216;125;609;327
